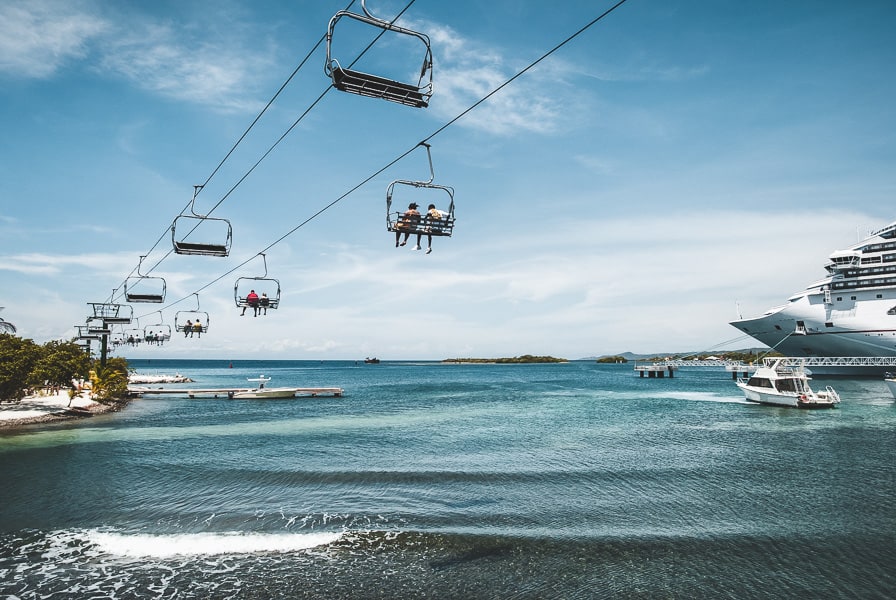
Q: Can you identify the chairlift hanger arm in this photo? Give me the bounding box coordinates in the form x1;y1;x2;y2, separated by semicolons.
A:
331;1;432;48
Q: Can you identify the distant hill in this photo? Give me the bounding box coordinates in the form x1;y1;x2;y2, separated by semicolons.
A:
581;349;771;362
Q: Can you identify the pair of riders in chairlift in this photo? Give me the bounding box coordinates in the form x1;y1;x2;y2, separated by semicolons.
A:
241;290;270;317
394;202;447;254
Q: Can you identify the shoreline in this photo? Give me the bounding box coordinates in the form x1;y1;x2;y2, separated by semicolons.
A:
0;390;125;430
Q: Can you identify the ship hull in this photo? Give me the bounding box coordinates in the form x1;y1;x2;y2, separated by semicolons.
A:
730;260;896;376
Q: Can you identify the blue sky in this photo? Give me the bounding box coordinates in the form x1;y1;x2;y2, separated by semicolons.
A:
1;0;893;360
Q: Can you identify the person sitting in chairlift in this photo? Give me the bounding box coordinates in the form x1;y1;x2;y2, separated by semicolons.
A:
395;203;420;249
422;203;446;255
259;292;270;315
242;289;259;317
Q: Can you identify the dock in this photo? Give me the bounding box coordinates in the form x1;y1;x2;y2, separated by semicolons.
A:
129;387;344;398
634;364;675;378
636;356;896;378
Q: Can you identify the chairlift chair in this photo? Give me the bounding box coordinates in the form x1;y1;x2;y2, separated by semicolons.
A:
125;256;167;303
144;324;172;344
175;312;209;335
75;325;100;341
175;294;210;336
0;308;15;334
172;186;233;257
88;302;133;324
234;253;281;313
326;0;433;108
123;327;145;346
386;143;455;237
86;318;112;336
144;311;172;344
109;331;125;348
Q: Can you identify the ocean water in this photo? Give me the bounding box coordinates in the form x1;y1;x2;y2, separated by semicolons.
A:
0;359;893;599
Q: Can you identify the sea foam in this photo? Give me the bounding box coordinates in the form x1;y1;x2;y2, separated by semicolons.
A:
87;530;342;558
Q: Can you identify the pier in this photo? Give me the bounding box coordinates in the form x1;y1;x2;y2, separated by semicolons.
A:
637;356;896;378
634;364;675;378
129;387;344;398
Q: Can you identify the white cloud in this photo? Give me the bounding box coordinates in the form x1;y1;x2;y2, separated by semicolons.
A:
421;21;567;135
0;1;274;112
98;21;272;113
0;0;107;78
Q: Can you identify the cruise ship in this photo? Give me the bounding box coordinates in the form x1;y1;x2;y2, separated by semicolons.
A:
729;219;896;375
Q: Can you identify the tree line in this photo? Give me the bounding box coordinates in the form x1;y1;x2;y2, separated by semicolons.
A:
0;334;130;403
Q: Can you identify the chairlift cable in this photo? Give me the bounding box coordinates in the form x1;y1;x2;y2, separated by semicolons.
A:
421;0;630;144
108;2;363;303
120;0;631;322
243;0;633;250
117;0;402;298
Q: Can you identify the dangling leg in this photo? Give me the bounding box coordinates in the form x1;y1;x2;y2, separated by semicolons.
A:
426;233;433;254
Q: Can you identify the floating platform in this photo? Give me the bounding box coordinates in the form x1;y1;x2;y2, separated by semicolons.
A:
129;387;344;399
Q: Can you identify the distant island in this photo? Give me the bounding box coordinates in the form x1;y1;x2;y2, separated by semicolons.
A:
443;355;567;364
596;356;628;363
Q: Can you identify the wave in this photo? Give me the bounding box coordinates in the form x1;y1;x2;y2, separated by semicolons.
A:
86;529;342;557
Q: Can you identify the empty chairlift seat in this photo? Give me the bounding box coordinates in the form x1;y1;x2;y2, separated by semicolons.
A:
125;256;167;303
171;185;232;257
326;0;433;108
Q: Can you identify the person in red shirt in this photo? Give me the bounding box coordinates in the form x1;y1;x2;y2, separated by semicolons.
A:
242;290;259;316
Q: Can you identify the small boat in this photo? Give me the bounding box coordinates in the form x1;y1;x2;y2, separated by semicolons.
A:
736;358;840;408
364;357;380;364
229;376;297;399
885;373;896;400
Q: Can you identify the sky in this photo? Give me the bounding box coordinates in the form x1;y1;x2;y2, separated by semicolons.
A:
1;0;894;361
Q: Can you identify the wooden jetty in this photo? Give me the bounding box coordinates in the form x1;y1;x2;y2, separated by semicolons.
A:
129;386;344;399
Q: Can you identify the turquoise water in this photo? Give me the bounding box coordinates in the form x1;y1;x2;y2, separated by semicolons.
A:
1;360;894;598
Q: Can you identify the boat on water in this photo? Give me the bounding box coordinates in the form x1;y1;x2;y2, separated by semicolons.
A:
885;374;896;400
229;376;298;399
364;357;380;364
729;218;896;375
736;358;840;408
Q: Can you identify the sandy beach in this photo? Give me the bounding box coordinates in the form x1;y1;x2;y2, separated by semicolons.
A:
0;389;112;429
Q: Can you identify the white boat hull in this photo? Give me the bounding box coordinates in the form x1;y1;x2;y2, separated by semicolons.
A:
735;358;840;408
736;382;838;408
886;378;896;400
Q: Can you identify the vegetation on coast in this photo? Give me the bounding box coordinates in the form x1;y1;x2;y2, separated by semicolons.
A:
595;350;781;364
443;355;568;364
596;356;628;363
647;350;781;363
0;334;130;404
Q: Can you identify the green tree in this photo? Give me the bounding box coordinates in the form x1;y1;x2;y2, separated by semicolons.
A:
29;339;91;391
88;357;130;404
0;334;39;402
